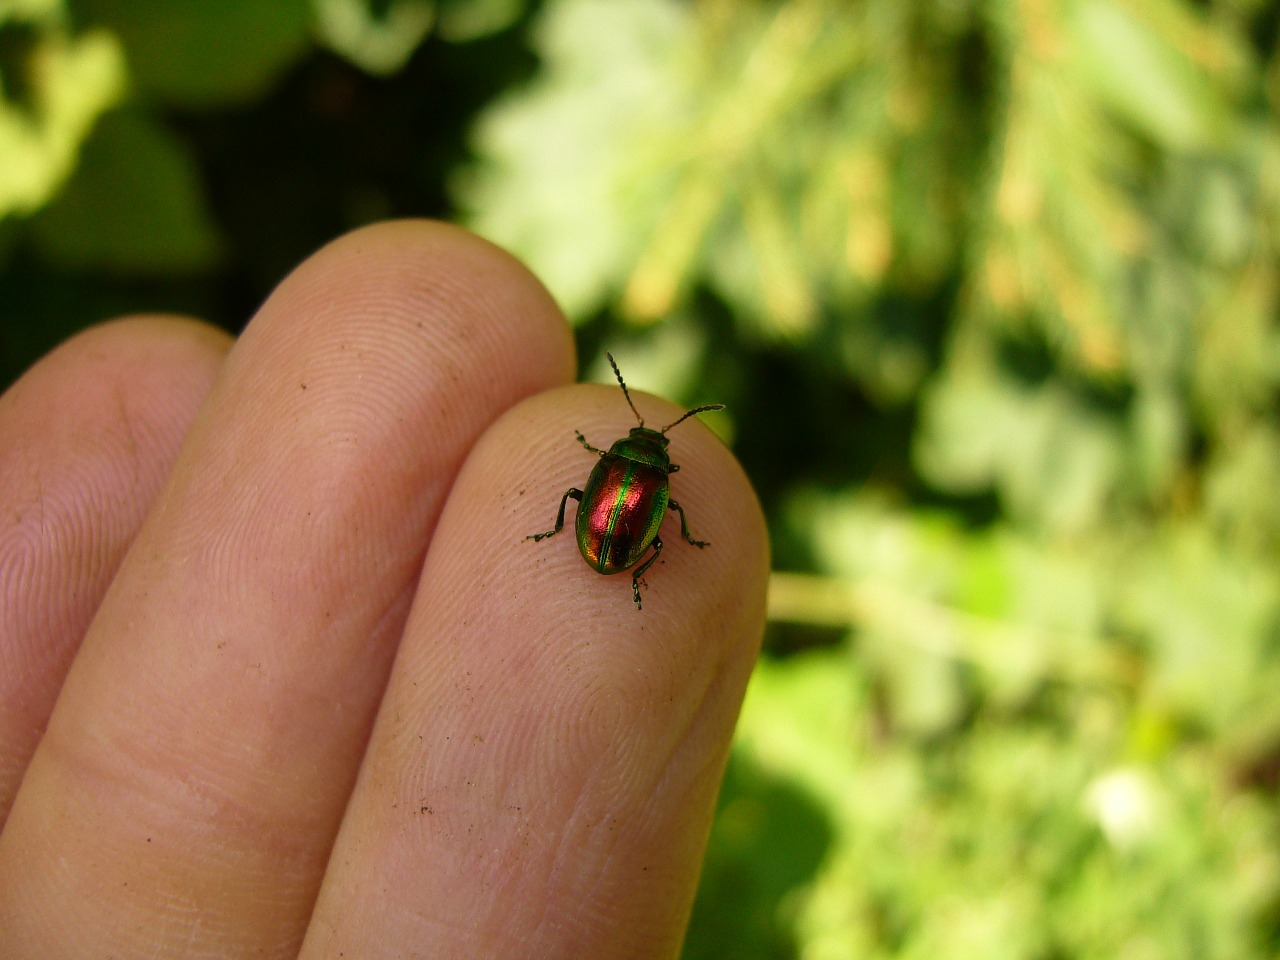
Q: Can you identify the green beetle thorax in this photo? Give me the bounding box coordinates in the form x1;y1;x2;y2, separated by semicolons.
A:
608;427;671;470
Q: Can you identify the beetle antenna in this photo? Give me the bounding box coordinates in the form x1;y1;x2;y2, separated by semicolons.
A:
662;403;725;434
606;352;645;427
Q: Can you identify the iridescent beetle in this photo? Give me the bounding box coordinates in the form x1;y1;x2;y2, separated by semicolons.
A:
526;354;723;609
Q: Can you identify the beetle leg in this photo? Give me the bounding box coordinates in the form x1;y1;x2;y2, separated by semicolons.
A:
668;463;680;473
631;536;663;609
668;499;709;548
526;488;583;542
574;431;607;457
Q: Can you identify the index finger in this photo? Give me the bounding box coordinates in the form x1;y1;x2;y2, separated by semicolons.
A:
302;383;768;958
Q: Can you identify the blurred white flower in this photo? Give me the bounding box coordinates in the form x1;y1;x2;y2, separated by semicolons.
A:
1083;767;1160;850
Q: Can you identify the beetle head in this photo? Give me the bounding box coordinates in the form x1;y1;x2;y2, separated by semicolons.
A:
629;425;669;448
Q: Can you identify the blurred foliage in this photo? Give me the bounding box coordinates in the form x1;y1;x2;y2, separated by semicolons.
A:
5;0;1280;956
465;4;1280;948
0;0;536;378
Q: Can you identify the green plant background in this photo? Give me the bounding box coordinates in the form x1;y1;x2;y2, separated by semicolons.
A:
5;0;1280;955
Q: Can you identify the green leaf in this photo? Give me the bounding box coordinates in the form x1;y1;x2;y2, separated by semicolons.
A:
0;21;125;216
436;0;524;42
1069;0;1227;150
28;107;221;272
1116;522;1280;739
918;362;1126;535
72;0;310;105
457;0;692;318
682;750;832;960
312;0;434;75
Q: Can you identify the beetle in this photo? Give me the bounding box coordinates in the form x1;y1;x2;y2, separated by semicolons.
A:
526;353;724;609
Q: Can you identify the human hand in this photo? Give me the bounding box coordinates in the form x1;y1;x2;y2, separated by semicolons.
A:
0;222;768;958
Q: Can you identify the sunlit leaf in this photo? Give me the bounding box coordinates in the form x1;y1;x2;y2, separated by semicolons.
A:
0;19;124;216
436;0;524;42
458;0;692;318
1070;0;1229;149
312;0;434;75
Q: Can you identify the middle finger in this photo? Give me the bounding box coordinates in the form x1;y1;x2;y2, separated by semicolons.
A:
0;221;573;959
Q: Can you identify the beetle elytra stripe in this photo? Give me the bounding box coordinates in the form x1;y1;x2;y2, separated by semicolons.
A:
598;460;636;572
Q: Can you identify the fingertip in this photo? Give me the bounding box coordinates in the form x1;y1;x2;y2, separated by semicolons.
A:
0;313;230;823
258;218;577;397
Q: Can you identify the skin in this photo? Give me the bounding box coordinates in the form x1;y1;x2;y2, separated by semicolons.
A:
0;220;769;959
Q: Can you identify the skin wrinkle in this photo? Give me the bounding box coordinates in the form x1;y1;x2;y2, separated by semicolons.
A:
515;625;738;951
523;718;601;882
29;752;314;957
39;700;313;871
113;380;143;488
37;468;46;542
531;785;626;937
0;509;45;644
